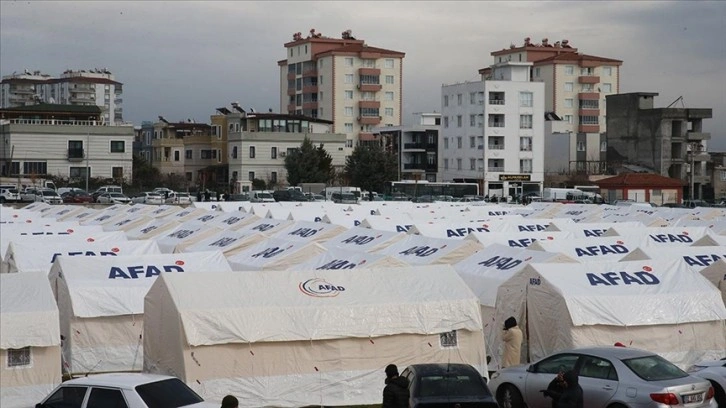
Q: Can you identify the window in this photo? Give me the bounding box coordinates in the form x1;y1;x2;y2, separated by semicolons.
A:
88;388;129;408
456;115;462;127
384;58;394;68
319;91;323;101
70;167;89;179
579;99;599;109
68;140;83;158
271;172;277;183
344;106;353;116
110;141;125;153
519;115;533;129
600;141;607;152
249;146;256;158
580;67;594;76
444;158;449;170
457;158;462;170
534;67;541;77
443;116;449;128
385;92;394;101
469;136;475;148
565;65;574;75
345;57;354;67
363;59;376;68
488;114;505;127
346;140;353;148
385;107;394;117
564;98;574;108
721;170;726;181
112;167;123;179
457;137;462;149
344;74;354;84
231;146;238;159
564;82;574;92
444;95;449;107
344;90;353;100
185;150;192;159
520;137;532;151
271;147;277;159
470;114;476;127
602;83;612;93
7;347;30;367
581;84;594;92
534;354;580;374
200;150;217;159
385;75;394;84
427;152;436;165
457;94;462;105
564;115;573;124
174;151;180;161
520;159;532;173
344;123;353;133
577;141;586;151
361;91;375;101
444;138;449;149
519;92;533;107
23;161;47;175
318;75;323;85
470;158;476;170
579;116;599;125
43;386;88;407
248;172;255;181
579;356;618;381
470;92;476;104
602;66;612;76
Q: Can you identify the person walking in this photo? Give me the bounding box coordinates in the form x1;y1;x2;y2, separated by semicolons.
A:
501;316;523;368
382;364;409;408
220;395;238;408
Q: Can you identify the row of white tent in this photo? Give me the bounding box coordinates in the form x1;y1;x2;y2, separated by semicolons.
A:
1;201;725;407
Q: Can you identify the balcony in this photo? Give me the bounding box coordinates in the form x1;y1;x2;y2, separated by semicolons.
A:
287;72;296;80
358;116;382;125
488;144;505;150
287;88;296;96
287;104;296;113
358;132;377;141
578;124;600;133
302;69;317;78
358;100;380;109
403;142;426;150
578;109;600;117
302;101;318;110
487;167;503;172
488;122;505;128
358;67;381;76
67;148;84;162
686;131;711;141
578;92;599;100
70;95;95;103
10;87;35;94
578;76;600;84
358;83;382;92
488;99;505;105
403;163;427;170
114;98;123;104
302;85;318;93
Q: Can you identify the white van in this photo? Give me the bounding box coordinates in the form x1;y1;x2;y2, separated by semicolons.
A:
250;190;275;203
0;185;20;203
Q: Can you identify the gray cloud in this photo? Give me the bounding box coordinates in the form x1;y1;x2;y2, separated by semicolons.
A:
1;1;724;148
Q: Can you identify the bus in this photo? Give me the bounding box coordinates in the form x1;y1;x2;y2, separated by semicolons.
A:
383;181;480;200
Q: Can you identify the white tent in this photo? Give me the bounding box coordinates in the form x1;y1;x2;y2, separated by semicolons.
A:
488;218;573;234
226;237;326;271
175;229;263;255
692;234;726;247
154;221;222;253
204;211;259;230
546;221;642;238
604;226;714;247
358;215;415;232
288;247;409;271
145;204;183;219
0;224;105;259
700;260;726;304
57;208;99;222
5;240;161;274
143;265;487;406
162;207;210;223
124;218;180;240
0;272;61;408
42;206;89;222
407;220;500;239
528;236;640;262
466;231;575;249
102;215;153;232
495;259;726;368
375;234;483;265
454;244;575;370
49;251;231;375
323;226;405;252
267;220;346;244
236;218;293;235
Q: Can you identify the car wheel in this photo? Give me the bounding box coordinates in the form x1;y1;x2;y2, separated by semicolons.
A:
606;404;628;408
498;384;524;408
709;380;725;408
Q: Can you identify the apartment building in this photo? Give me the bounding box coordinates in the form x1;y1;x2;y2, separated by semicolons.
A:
442;62;545;199
278;29;404;153
489;38;621;175
373;113;441;182
707;152;726;201
606;92;712;200
226;111;346;188
0;104;134;182
1;69;124;125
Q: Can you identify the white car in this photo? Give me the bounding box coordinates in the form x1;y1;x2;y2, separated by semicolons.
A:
0;186;20;203
165;191;192;205
97;192;131;204
132;192;164;205
688;358;726;407
36;372;218;408
35;189;63;204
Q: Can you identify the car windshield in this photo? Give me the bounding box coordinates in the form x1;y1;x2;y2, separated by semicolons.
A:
418;374;488;397
147;193;162;197
177;193;189;198
43;190;59;196
135;378;204;408
109;193;125;198
622;355;689;381
259;193;273;199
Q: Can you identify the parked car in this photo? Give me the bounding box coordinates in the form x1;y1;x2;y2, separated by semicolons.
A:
132;192;165;205
92;185;123;202
489;346;717;408
35;188;63;204
165;191;192;205
20;187;40;202
682;199;711;209
304;193;325;202
0;185;20;203
250;190;275;203
331;192;358;204
688;357;726;407
61;190;93;204
96;192;131;204
401;363;499;408
36;372;217;408
272;189;307;202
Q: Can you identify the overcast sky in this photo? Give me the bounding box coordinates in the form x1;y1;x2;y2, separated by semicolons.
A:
2;1;725;149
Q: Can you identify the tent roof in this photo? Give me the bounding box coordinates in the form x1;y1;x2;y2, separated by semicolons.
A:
1;272;60;348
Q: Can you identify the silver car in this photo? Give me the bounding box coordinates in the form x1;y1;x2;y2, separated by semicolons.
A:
687;358;726;407
488;346;717;408
132;192;164;205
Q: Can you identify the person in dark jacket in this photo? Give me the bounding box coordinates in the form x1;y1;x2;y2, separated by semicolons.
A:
220;395;238;408
382;364;409;408
542;370;583;408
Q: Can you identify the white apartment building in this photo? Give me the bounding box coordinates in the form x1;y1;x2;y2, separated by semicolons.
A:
373;112;442;182
0;104;134;182
226;113;346;187
0;69;124;125
278;30;404;154
442;62;545;199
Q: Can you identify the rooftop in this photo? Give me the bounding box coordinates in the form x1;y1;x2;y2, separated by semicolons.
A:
533;52;623;66
595;173;685;188
0;103;102;115
315;42;405;58
491;37;578;56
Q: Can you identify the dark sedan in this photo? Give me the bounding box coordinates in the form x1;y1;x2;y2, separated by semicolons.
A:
401;363;498;408
61;190;93;204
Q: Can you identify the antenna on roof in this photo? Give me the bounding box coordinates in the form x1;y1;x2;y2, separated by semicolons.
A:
666;96;685;109
268;108;273;113
249;108;256;113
